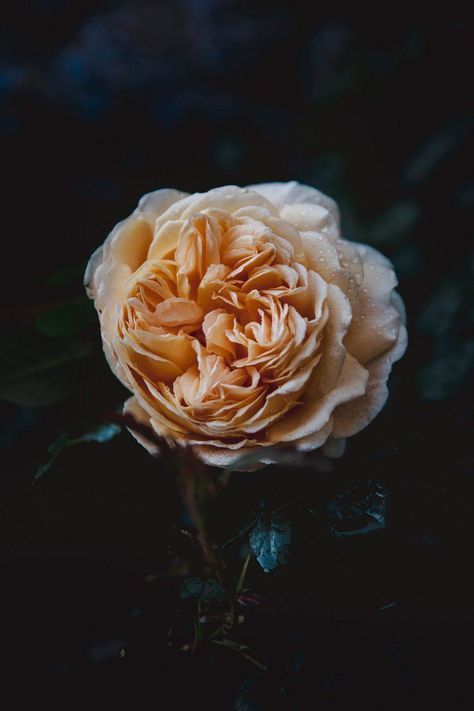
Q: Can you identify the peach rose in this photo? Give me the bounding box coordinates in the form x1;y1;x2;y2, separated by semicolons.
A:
85;182;407;470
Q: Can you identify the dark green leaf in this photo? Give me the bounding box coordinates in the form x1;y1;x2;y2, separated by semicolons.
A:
44;263;86;288
180;577;227;603
36;298;96;339
312;481;387;537
419;342;474;401
249;512;291;573
369;200;420;245
35;432;69;481
0;335;94;407
34;423;122;481
72;422;122;444
401;116;473;186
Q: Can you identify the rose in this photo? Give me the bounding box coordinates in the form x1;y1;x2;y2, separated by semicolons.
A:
85;182;407;470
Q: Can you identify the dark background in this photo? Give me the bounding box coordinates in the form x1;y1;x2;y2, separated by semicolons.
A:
1;1;473;707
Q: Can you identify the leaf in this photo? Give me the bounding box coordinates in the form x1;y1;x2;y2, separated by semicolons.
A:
312;481;387;538
35;432;70;481
419;341;474;401
69;422;122;445
44;263;86;288
249;512;291;573
401;115;473;186
180;577;227;603
368;200;420;245
36;298;96;339
34;422;121;481
0;335;94;407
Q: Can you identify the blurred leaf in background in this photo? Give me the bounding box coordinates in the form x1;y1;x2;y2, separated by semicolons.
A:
0;333;94;407
36;297;96;340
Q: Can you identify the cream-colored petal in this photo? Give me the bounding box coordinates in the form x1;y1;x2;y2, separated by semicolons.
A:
345;257;403;364
152;186;278;233
127;330;196;373
147;220;183;260
267;353;369;443
293;418;334;452
191;443;266;471
232;207;305;260
84;244;104;301
154;297;203;328
98;306;133;389
332;322;407;438
321;436;347;458
300;230;340;278
248;181;340;225
280;202;339;241
309;283;352;395
123;396;161;457
135;188;189;226
85;215;153;312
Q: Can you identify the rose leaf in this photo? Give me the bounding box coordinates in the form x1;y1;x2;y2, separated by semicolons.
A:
34;422;122;481
0;335;94;407
180;577;227;603
249;512;291;573
44;263;86;288
309;481;387;538
36;297;96;340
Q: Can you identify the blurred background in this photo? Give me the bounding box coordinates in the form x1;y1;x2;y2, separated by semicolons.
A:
1;1;473;706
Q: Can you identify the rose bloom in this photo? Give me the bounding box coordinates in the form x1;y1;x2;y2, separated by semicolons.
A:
85;182;407;470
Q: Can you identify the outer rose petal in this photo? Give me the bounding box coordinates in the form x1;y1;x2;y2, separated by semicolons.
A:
332;311;408;439
327;240;407;439
123;396;161;457
85;188;187;305
193;444;339;473
248;181;340;224
135;188;189;224
150;186;279;234
85;189;187;384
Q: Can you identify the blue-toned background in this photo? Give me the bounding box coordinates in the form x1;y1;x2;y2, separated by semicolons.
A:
1;2;473;706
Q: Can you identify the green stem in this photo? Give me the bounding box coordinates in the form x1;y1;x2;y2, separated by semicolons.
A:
236;553;252;593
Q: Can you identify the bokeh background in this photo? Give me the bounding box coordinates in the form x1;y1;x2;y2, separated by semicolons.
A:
1;1;473;706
